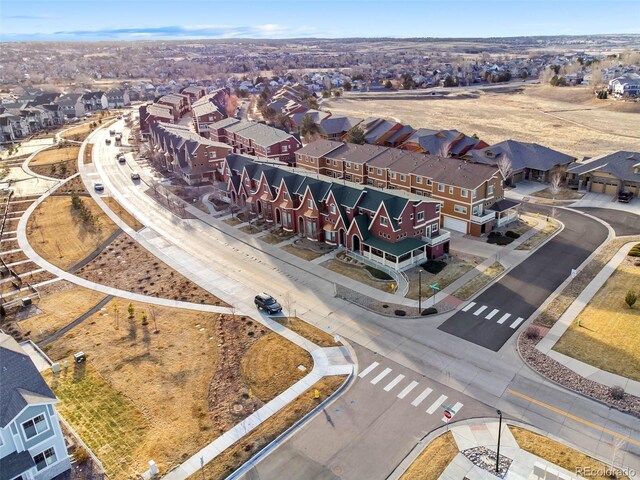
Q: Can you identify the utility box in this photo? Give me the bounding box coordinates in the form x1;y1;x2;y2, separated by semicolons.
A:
21;297;32;307
74;352;86;364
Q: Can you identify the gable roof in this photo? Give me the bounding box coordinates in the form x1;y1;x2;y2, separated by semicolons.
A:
466;140;575;172
296;139;344;158
566;151;640;182
0;333;57;428
319;115;363;135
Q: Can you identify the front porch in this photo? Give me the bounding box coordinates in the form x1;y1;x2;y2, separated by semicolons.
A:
489;199;520;228
361;236;432;272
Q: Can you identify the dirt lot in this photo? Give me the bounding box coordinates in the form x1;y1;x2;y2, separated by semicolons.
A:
325;85;640;159
400;431;458;480
42;301;313;479
553;257;640;381
27;195;120;270
103;197;144;231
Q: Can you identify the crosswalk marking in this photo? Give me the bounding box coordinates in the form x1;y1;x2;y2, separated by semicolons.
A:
383;374;405;392
426;394;448;414
397;380;419;399
411;388;433;407
358;362;379;378
371;367;392;385
462;302;476;312
510;317;526;329
442;402;464;422
496;313;511;324
485;309;499;320
473;305;488;316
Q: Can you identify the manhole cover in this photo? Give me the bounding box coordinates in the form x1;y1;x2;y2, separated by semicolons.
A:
232;404;243;413
331;464;344;475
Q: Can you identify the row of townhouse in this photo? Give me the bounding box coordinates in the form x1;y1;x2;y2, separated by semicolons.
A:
209;118;302;164
223;154;450;271
156;93;191;122
148;122;231;185
191;88;230;138
295;139;517;236
0;333;72;480
0;105;64;143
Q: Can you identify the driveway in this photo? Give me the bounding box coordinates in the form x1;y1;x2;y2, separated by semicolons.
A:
569;191;640;214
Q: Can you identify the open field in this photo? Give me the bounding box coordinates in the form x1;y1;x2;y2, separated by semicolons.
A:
103;197;144;231
76;233;228;305
325;85;640;159
509;426;630;480
191;375;346;480
42;299;313;478
400;431;458;480
553;258;640;381
27;195;120;270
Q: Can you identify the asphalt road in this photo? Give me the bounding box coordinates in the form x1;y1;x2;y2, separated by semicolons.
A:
238;344;493;480
438;206;609;351
572;207;640;236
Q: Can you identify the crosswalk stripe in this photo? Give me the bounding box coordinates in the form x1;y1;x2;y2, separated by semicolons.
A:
358;361;379;378
510;317;526;329
383;374;405;392
496;313;511;324
485;309;499;319
426;394;448;414
462;302;476;312
371;367;392;385
397;380;419;399
411;388;433;407
473;305;488;316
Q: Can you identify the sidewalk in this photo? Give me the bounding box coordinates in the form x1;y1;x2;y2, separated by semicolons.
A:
536;241;640;397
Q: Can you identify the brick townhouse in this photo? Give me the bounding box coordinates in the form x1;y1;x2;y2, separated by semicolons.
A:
139;103;174;134
191;94;227;138
222;154;450;271
149;122;231;185
209;118;301;164
295;139;515;235
156;93;190;121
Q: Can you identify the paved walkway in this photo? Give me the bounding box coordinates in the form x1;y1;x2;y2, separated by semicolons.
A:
536;241;640;397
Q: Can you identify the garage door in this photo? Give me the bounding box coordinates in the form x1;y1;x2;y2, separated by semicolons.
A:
443;216;468;233
604;182;618;195
590;180;605;193
624;183;639;195
512;172;524;184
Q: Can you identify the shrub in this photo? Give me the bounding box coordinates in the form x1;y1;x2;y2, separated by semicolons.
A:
525;325;541;340
625;290;637;308
628;244;640;257
505;230;521;239
365;265;392;280
422;260;447;274
141;312;149;325
609;385;625;400
496;236;514;246
421;307;438;316
127;303;135;318
73;446;90;465
394;310;406;316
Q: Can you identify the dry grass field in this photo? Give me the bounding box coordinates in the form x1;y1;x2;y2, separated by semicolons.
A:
274;317;342;347
29;146;80;166
554;258;640;381
452;261;505;300
509;426;630;480
27;195;120;270
103;197;144;231
400;432;458;480
325;85;640;159
60;123;95;142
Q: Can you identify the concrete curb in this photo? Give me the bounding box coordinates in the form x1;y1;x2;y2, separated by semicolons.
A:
21;144;63;183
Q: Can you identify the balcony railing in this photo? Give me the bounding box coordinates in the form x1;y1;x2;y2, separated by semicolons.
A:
423;229;450;246
470;212;496;224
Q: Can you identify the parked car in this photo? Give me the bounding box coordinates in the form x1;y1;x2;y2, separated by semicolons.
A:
109;129;116;136
105;138;111;145
254;293;282;314
94;183;104;192
118;156;126;164
618;191;634;203
130;172;140;181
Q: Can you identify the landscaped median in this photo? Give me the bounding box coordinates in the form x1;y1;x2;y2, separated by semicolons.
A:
28;143;81;179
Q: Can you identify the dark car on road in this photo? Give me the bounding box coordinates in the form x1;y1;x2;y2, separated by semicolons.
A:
130;172;140;181
618;191;633;203
254;293;282;314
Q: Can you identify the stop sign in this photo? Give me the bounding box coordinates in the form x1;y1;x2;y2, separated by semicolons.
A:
444;410;452;419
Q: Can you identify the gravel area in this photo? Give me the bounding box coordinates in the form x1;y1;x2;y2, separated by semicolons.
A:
462;446;512;478
518;332;640;417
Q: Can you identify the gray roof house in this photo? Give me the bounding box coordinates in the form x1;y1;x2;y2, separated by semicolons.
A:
566;151;640;196
0;333;71;480
54;93;85;119
464;139;575;184
105;88;130;108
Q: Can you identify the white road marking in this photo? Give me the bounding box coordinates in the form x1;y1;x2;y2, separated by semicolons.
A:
426;394;448;414
371;367;392;385
442;402;464;422
496;313;511;324
397;380;419;399
411;388;433;407
462;302;476;312
473;305;488;316
383;374;405;392
485;309;499;320
510;317;526;329
358;361;379;378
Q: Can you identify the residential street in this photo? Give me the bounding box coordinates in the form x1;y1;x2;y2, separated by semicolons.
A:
86;120;640;478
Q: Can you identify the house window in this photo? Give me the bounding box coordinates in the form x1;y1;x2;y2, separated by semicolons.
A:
263;185;268;193
398;217;402;224
410;213;414;220
454;205;468;214
380;216;388;226
283;193;289;200
390;172;396;180
416;176;423;184
473;206;479;215
400;175;406;182
209;152;217;159
22;414;47;439
432;224;438;232
427;179;433;186
330;204;336;214
472;189;477;200
308;199;313;209
333;160;337;166
449;186;454;194
377;168;382;175
345;162;351;168
461;189;468;197
436;204;441;212
438;184;445;192
33;447;57;471
488;185;494;196
417;211;424;222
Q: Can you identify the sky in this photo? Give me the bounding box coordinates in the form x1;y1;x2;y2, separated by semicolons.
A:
1;0;639;42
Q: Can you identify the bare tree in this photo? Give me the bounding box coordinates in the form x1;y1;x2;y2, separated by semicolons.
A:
548;169;565;203
497;155;513;187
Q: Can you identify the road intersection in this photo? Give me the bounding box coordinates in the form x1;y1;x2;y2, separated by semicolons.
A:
83;118;640;478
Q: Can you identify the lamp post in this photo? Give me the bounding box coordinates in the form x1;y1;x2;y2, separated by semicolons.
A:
418;269;422;313
495;409;503;474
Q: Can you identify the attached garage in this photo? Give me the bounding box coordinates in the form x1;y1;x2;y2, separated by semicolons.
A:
590;180;605;193
604;181;619;195
624;183;639;195
443;216;468;233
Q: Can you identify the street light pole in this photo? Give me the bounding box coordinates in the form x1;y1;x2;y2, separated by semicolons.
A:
495;409;502;474
418;269;422;313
